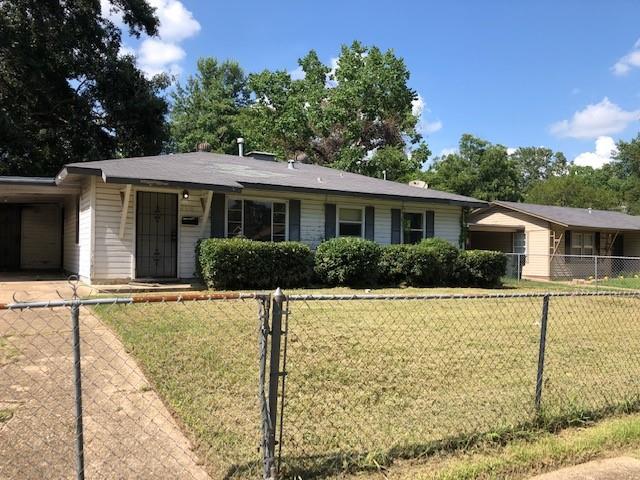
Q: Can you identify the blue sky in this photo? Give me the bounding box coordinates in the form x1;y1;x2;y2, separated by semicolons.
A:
105;0;640;168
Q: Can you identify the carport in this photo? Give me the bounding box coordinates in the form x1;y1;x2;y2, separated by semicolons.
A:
0;177;80;272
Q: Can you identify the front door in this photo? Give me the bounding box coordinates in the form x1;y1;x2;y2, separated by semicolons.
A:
0;205;21;270
136;192;178;278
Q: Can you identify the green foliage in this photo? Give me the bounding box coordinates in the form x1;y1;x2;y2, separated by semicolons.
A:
177;42;427;179
418;134;522;202
410;238;460;286
170;58;249;154
378;245;416;285
314;237;382;287
457;250;507;287
525;166;621;210
511;147;569;191
0;0;169;176
197;238;313;289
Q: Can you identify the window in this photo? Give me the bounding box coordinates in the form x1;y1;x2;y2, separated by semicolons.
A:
402;212;423;244
513;232;526;254
75;196;80;245
226;198;287;242
338;207;363;237
571;232;595;256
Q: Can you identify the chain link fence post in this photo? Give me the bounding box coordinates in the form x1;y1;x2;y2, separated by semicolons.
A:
534;294;550;415
71;300;85;480
595;256;599;291
264;288;284;479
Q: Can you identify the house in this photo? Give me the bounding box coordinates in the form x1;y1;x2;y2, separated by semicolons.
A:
0;151;485;284
468;201;640;280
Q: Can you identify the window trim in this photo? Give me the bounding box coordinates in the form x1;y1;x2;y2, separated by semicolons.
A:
571;231;596;256
75;195;80;245
224;195;289;242
336;205;365;238
400;210;425;244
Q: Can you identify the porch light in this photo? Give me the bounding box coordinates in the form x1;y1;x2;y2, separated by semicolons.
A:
182;190;190;200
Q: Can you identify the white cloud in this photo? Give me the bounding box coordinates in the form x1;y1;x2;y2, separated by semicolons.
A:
506;147;517;155
413;93;442;135
411;94;425;117
550;97;640;139
612;38;640;76
573;136;618;169
439;147;457;157
148;0;200;42
289;65;305;80
101;0;200;77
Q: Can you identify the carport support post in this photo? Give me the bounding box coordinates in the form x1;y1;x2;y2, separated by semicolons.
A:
265;288;284;479
71;301;85;480
535;294;550;415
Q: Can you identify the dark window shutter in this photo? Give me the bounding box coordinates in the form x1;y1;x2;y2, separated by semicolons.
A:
364;206;375;241
211;193;226;238
324;203;336;239
289;200;301;241
594;232;601;255
391;208;401;244
425;210;435;238
564;230;571;254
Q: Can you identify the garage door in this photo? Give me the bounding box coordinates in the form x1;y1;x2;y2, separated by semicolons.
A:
20;205;62;270
0;205;21;270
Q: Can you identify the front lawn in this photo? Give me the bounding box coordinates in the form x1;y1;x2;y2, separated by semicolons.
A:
595;276;640;290
93;283;640;479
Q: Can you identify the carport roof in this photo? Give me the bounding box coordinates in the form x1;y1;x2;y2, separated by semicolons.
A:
492;201;640;231
55;151;487;207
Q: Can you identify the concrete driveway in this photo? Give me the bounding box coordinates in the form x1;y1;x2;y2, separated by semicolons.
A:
530;457;640;479
0;276;210;479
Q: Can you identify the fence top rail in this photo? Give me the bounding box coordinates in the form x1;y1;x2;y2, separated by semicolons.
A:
286;290;640;301
504;253;640;260
0;291;270;310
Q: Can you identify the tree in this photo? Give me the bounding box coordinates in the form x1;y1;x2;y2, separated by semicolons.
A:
525;167;621;210
510;147;569;191
236;42;425;177
170;58;249;154
0;0;169;176
419;134;521;201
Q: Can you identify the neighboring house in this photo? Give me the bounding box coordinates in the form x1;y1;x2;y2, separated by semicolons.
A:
468;201;640;280
0;151;485;284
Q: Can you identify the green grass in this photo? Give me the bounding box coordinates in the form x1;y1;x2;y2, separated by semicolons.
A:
595;276;640;290
93;284;640;479
0;337;18;366
346;413;640;479
0;408;13;423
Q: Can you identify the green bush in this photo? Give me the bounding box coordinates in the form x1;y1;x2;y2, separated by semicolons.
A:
196;238;313;289
379;244;415;285
457;250;507;287
315;237;381;286
410;238;460;286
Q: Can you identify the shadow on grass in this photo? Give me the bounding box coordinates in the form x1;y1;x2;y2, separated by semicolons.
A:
227;397;640;479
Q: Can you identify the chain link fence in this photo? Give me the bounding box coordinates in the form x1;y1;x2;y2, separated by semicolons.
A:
506;253;640;284
3;286;640;479
0;289;269;480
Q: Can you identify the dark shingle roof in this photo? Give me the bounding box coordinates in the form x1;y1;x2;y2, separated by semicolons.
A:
493;201;640;231
57;151;486;207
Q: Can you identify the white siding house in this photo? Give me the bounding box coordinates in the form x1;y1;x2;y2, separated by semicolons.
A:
1;151;485;285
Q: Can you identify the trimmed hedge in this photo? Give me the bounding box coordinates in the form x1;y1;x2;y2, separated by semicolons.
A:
196;238;313;289
196;237;507;290
410;238;460;286
379;244;415;286
457;250;507;287
314;237;381;287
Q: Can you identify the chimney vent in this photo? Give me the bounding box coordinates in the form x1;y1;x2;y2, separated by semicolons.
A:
288;159;295;170
237;137;244;157
196;141;211;152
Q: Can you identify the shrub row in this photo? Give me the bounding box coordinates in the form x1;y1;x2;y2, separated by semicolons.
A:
196;238;313;289
197;237;507;289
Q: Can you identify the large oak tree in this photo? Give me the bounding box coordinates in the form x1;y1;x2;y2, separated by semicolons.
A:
0;0;169;176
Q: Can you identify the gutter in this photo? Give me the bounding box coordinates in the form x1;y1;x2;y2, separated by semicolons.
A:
0;176;57;186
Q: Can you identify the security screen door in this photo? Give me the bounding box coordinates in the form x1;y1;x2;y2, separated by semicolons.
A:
135;192;178;278
0;205;21;270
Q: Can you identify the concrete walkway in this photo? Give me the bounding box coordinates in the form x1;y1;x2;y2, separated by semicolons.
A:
531;457;640;480
0;278;210;479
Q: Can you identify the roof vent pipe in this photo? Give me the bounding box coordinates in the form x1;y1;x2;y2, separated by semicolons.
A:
237;137;244;157
288;159;295;170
